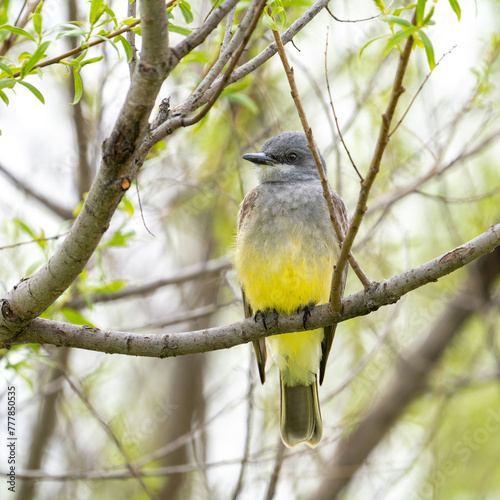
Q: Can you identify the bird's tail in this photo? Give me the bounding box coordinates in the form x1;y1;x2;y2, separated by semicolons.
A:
279;373;323;447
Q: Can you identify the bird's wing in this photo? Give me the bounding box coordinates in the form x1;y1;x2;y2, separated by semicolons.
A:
320;189;349;385
238;188;267;384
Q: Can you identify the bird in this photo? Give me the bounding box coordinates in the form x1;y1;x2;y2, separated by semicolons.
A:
234;131;348;447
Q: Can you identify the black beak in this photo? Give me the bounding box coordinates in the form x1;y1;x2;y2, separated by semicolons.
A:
242;153;276;166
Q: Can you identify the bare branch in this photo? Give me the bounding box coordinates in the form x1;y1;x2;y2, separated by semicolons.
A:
312;245;500;499
0;162;74;220
329;21;415;312
0;0;171;334
4;223;499;354
64;257;231;310
271;24;371;291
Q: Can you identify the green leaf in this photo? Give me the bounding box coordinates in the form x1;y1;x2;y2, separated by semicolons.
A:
418;29;435;70
17;80;45;103
114;35;134;63
56;25;88;39
104;229;135;247
32;1;44;36
224;91;258;113
91;280;127;294
94;33;120;57
0;24;36;42
89;0;107;26
0;77;15;90
262;12;277;31
359;34;390;58
0;89;9;105
448;0;461;21
168;23;192;36
416;0;426;25
118;196;135;216
383;26;417;57
422;5;435;25
21;39;51;76
0;61;14;76
13;218;38;240
60;308;96;327
179;1;194;24
80;55;104;67
71;67;83;105
380;15;412;28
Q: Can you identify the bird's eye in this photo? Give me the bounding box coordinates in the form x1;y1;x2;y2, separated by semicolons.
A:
287;152;298;163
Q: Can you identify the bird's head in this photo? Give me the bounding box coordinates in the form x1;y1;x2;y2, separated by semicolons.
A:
242;131;326;183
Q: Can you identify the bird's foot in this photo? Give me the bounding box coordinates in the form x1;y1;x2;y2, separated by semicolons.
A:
254;309;278;331
297;304;315;329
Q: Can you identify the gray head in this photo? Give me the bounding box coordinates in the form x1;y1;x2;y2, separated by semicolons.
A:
242;131;326;183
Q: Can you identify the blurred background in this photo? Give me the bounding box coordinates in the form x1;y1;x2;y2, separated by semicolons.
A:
1;0;500;498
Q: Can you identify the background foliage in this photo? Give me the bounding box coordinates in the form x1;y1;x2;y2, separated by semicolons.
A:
1;0;500;499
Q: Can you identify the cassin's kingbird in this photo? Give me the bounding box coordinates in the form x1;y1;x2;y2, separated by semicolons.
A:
235;131;348;447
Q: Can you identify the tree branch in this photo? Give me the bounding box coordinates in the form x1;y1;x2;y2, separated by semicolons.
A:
142;0;332;152
63;257;231;309
329;21;415;312
0;162;74;220
0;0;170;334
3;224;499;354
313;243;500;499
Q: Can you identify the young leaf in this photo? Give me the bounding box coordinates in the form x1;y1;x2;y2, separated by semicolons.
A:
179;1;194;24
416;0;426;25
114;35;134;63
168;23;192;36
0;24;36;42
380;15;412;28
383;27;417;57
359;34;390;58
89;0;107;26
71;67;83;105
418;29;435;70
0;77;15;90
262;12;277;31
448;0;461;21
0;89;9;105
18;80;45;104
32;1;44;37
60;308;96;327
0;60;13;76
22;39;51;76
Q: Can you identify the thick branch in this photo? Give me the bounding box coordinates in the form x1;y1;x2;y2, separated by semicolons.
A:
3;224;499;354
0;0;170;333
313;244;500;500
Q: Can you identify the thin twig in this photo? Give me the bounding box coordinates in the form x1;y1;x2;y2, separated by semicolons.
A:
324;27;362;181
0;162;74;220
182;0;268;127
60;368;159;500
127;1;138;78
221;5;237;52
264;441;286;500
389;46;456;138
271;26;346;263
325;6;382;23
63;257;231;309
271;25;371;291
0;233;68;251
231;357;255;500
329;17;416;313
12;20;141;78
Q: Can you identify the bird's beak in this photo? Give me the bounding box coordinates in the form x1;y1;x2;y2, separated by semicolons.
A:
242;153;276;166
